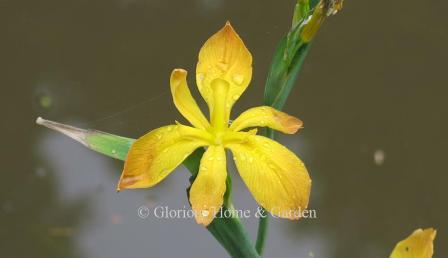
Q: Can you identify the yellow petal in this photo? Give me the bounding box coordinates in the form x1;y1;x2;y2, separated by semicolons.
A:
170;69;210;130
390;228;437;258
189;145;227;226
196;22;253;126
118;125;208;190
229;106;303;134
226;134;311;219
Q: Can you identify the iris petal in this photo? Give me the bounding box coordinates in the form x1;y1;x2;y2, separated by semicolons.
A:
230;106;303;134
189;145;227;226
196;22;253;124
226;133;311;219
170;69;210;130
118;125;208;190
390;228;437;258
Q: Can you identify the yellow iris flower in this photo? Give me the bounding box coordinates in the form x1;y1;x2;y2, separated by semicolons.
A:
117;22;311;226
390;228;437;258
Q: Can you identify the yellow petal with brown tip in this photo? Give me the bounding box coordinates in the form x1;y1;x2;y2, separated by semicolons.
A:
118;125;208;190
230;106;303;134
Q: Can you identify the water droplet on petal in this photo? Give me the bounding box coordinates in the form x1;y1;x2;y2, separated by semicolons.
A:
232;94;240;101
232;74;244;85
208;157;214;161
197;73;205;82
156;134;162;139
249;157;253;163
217;62;228;71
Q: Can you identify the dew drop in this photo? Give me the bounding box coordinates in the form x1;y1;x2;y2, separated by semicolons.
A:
232;74;244;85
208;157;214;161
248;157;254;163
232;94;240;100
217;62;228;71
156;134;162;139
197;73;205;82
111;149;117;154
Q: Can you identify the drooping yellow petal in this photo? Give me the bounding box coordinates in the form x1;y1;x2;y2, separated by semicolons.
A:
189;145;227;226
196;22;253;126
390;228;437;258
118;125;209;190
226;133;311;219
170;69;210;130
229;106;303;134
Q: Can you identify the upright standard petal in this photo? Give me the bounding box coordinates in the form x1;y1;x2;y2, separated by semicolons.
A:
230;106;303;134
196;22;253;123
390;228;437;258
226;134;311;219
170;69;210;130
118;125;208;190
189;145;227;226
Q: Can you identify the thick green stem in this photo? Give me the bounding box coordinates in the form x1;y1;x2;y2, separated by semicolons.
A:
255;208;269;255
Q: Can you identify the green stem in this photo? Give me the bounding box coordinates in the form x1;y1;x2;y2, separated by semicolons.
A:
255;128;275;255
255;208;269;255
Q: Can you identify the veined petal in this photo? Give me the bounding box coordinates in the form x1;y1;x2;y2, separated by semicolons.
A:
226;134;311;219
196;22;253;125
390;228;437;258
170;69;210;130
189;145;227;226
118;125;209;190
230;106;303;134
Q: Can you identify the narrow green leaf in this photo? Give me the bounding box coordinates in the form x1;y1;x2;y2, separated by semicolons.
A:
36;117;134;160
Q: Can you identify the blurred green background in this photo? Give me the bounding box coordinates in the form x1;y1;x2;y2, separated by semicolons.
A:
1;0;447;257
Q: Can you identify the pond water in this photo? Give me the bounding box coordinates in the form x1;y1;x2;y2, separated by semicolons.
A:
1;0;447;257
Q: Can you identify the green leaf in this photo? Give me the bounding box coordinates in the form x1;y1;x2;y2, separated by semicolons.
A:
36;117;134;161
263;38;311;110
